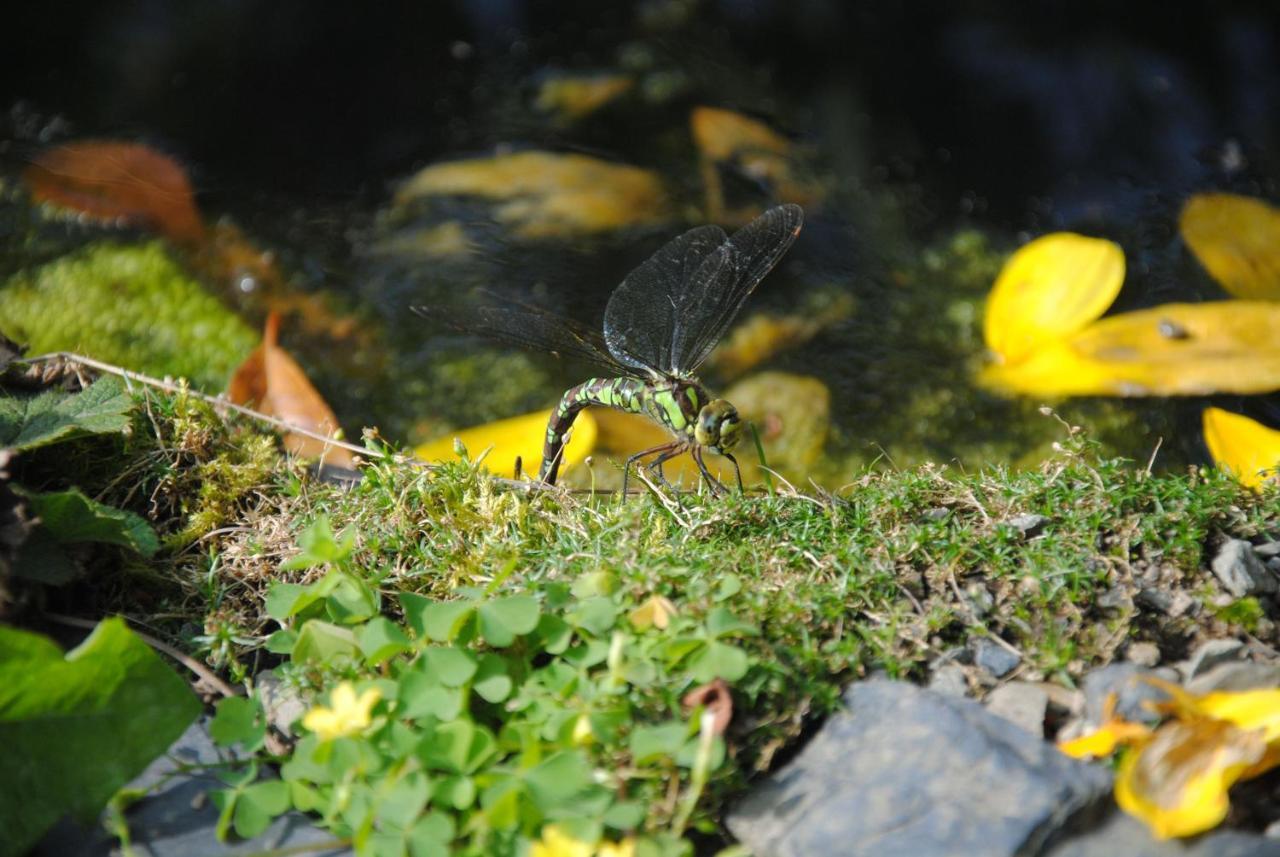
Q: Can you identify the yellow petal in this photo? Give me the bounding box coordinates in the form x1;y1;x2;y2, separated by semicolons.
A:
415;408;598;479
571;713;595;746
301;681;381;742
530;824;594;857
628;595;679;631
393;152;671;238
983;233;1125;364
1147;677;1280;743
1203;408;1280;489
1180;194;1280;300
596;839;637;857
979;301;1280;397
1057;718;1152;759
533;74;633;121
1115;719;1265;839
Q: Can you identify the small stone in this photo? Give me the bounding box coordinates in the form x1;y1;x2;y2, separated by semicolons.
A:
1001;513;1049;536
1211;539;1278;597
1187;661;1280;695
929;663;969;697
257;669;307;737
1178;639;1245;681
1096;586;1133;611
923;507;950;522
971;638;1022;678
1046;805;1276;856
1165;590;1197;619
1082;663;1173;724
963;582;995;617
1124;641;1161;667
985;681;1048;736
1254;540;1280;559
1134;587;1173;614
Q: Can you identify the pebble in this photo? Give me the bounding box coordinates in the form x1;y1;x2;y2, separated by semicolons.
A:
1123;641;1161;667
1211;539;1278;598
929;663;970;698
971;638;1022;678
1186;661;1280;695
1177;639;1244;681
1081;663;1174;724
985;681;1048;736
1001;513;1049;537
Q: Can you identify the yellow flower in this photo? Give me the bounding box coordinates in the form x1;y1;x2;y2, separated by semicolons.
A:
596;838;636;857
530;825;594;857
301;681;381;741
1202;407;1280;489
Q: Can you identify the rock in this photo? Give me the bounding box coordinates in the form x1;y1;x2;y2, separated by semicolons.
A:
1165;590;1197;618
1254;541;1280;559
1186;661;1280;695
929;663;970;698
1177;639;1245;681
726;680;1111;857
33;717;350;857
971;638;1022;678
1001;513;1049;537
1211;539;1278;598
1123;641;1161;668
1081;663;1174;725
257;669;307;737
985;682;1048;736
1134;587;1172;614
1096;586;1132;611
1044;806;1278;857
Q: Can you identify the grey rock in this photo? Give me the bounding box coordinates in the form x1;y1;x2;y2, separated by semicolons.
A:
727;680;1111;857
985;681;1048;737
1134;587;1173;614
1178;639;1245;681
972;638;1022;678
1187;661;1280;695
1082;663;1173;725
1123;641;1161;668
1254;540;1280;559
34;717;350;857
929;663;970;697
1096;586;1133;611
1212;539;1278;597
1045;807;1280;857
1002;513;1049;536
1165;589;1197;618
257;669;307;737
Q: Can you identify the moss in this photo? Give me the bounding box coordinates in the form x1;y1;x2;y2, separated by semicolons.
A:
0;240;257;389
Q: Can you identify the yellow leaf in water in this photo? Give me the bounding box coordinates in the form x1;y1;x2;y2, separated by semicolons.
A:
533;73;633;121
979;301;1280;397
394;152;671;238
1203;408;1280;489
414;408;597;479
983;233;1125;364
1115;718;1266;840
1180;193;1280;300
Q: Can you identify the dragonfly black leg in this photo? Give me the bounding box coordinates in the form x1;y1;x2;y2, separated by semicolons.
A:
624;442;682;498
723;452;745;494
646;445;687;490
691;446;728;496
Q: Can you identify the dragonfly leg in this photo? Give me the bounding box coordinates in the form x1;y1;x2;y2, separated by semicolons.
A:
623;442;682;498
691;446;728;496
646;446;687;490
723;452;745;494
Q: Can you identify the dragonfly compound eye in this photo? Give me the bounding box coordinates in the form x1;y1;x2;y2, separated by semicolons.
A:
696;399;742;452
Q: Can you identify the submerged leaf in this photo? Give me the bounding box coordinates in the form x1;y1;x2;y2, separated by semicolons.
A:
1203;408;1280;489
1180;193;1280;300
24;140;205;247
414;408;597;479
983;232;1125;364
980;301;1280;397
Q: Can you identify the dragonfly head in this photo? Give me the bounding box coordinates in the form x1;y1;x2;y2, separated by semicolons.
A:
695;399;743;454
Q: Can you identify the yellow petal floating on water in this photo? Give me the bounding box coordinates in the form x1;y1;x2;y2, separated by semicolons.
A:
1180;193;1280;300
394;152;671;239
533;73;633;122
983;233;1125;364
1115;718;1266;840
414;408;598;479
979;301;1280;397
1203;408;1280;489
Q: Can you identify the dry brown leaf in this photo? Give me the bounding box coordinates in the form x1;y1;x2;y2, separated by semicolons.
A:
682;678;734;737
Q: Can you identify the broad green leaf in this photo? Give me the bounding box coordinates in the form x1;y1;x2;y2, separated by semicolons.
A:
523;751;593;811
0;619;200;855
566;596;618;636
10;528;79;584
980;301;1280;397
1203;408;1280;489
629;722;689;764
433;775;476;810
1180;193;1280;300
983;232;1124;363
418;720;497;775
705;607;758;639
357;617;411;666
676;735;726;771
280;516;355;570
422;646;478;687
408;811;456;857
264;628;297;654
210;696;266;752
603;800;646;830
0;376;132;452
398;671;464;721
21;487;159;557
479;776;524;831
689;640;750;682
377;770;432;829
473;654;513;703
422;600;475;643
232;779;290;839
477;595;540;646
533;614;574;654
325;574;381;624
291;620;359;665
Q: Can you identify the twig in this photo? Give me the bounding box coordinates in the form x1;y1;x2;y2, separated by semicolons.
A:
44;612;241;699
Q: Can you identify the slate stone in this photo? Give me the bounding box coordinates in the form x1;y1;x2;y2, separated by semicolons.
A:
1080;663;1173;725
971;638;1022;678
1001;513;1049;536
1187;661;1280;695
928;663;970;697
1044;806;1280;857
1123;641;1160;668
726;680;1111;857
985;681;1048;737
1178;639;1245;681
1211;540;1278;597
34;717;351;857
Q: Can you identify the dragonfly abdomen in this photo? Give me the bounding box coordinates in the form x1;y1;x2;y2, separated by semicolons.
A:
538;376;651;484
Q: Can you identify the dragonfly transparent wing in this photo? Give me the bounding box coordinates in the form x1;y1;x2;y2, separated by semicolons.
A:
602;205;803;377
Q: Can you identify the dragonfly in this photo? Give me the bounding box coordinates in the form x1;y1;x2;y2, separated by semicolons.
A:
414;203;804;495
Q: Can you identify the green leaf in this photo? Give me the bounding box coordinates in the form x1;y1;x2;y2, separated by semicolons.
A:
422;646;478;687
629;722;689;764
232;779;290;839
422;600;475;643
603;799;646;831
280;516;355;570
408;811;456;856
472;654;512;703
210;696;266;752
433;775;476;810
705;607;758;639
566;596;618;636
290;620;359;665
714;574;742;601
677;735;726;771
398;671;463;721
10;527;79;584
0;619;200;854
398;592;433;638
418;720;497;775
264;629;297;654
325;574;381;624
21;487;159;556
689;641;750;682
0;376;132;452
358;617;411;666
533;613;573;654
377;770;431;829
476;595;540;647
479;777;524;831
523;751;593;811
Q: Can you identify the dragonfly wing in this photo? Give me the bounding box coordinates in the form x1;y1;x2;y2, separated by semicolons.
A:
673;203;804;373
603;224;728;376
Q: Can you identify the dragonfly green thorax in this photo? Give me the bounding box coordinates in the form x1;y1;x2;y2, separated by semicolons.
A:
413;203;803;494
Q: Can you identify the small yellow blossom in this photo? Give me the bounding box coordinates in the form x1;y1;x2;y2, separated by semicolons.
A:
530;824;594;857
596;838;636;857
571;714;595;746
301;681;381;741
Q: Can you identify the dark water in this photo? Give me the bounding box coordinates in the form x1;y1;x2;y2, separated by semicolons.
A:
5;1;1280;477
